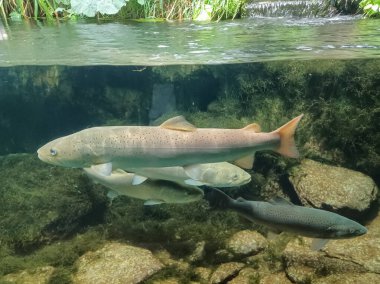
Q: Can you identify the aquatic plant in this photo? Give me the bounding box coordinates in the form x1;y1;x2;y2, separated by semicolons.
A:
359;0;380;17
193;0;243;21
0;0;244;20
1;0;62;21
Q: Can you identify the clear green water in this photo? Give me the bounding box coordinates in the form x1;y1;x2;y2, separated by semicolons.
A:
0;17;379;283
0;17;379;66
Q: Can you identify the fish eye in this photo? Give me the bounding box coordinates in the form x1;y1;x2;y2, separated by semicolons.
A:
232;174;238;180
50;148;58;156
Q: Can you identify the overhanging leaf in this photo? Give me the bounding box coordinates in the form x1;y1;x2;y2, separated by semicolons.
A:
71;0;127;17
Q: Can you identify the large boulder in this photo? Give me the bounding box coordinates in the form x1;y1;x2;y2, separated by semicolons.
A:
289;159;377;214
0;154;106;250
73;242;164;284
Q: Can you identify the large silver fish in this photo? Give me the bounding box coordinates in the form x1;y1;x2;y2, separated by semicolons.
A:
37;115;303;170
126;162;251;187
84;166;204;205
203;186;367;250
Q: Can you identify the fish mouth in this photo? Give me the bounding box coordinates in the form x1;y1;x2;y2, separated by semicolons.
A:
37;145;55;164
358;226;368;236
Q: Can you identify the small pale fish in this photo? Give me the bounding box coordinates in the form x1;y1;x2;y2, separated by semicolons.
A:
127;162;251;187
84;167;204;204
203;186;367;250
37;115;303;170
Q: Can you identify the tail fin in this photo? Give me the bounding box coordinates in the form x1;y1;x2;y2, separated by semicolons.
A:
201;186;234;209
273;114;303;158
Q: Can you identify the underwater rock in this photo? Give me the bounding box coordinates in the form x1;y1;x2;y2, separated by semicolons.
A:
0;154;106;250
289;159;377;213
283;212;380;282
313;273;380;284
155;249;190;272
193;267;212;283
209;262;245;284
225;230;268;258
283;238;367;283
1;266;56;284
188;241;206;263
227;267;258;284
260;272;293;284
73;242;163;284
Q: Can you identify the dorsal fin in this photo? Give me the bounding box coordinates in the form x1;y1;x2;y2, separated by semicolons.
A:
236;197;247;202
242;123;261;132
269;196;294;206
160;116;197;132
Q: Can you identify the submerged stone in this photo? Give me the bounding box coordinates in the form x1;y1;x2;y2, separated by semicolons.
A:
209;262;245;284
193;267;212;283
0;154;106;251
1;266;56;284
227;267;260;284
225;230;268;257
313;273;380;284
260;272;293;284
73;242;163;284
289;159;377;214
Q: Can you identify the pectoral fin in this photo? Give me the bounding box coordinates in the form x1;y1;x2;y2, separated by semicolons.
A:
160;116;197;132
144;199;165;206
267;230;281;240
91;163;113;176
184;164;203;179
310;238;329;251
233;155;254;169
132;175;148;185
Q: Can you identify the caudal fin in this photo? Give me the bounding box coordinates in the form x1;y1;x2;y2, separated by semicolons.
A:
201;186;234;209
273;114;303;158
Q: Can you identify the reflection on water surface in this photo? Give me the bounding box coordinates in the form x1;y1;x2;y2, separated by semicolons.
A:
0;17;379;66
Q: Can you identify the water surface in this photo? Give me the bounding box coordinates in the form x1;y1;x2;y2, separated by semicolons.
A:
0;17;379;66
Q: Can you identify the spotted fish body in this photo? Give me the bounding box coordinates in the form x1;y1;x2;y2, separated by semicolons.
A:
83;167;204;204
37;115;303;169
127;162;252;187
203;186;367;246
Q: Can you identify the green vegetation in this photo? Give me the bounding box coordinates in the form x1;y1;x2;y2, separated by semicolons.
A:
359;0;380;17
0;0;244;21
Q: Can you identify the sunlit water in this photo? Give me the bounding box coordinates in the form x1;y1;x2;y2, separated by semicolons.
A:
0;17;379;66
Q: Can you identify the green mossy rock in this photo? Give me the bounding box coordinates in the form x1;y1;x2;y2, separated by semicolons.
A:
0;154;107;251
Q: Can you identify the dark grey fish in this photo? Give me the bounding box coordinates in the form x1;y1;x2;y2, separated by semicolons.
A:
203;186;367;250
